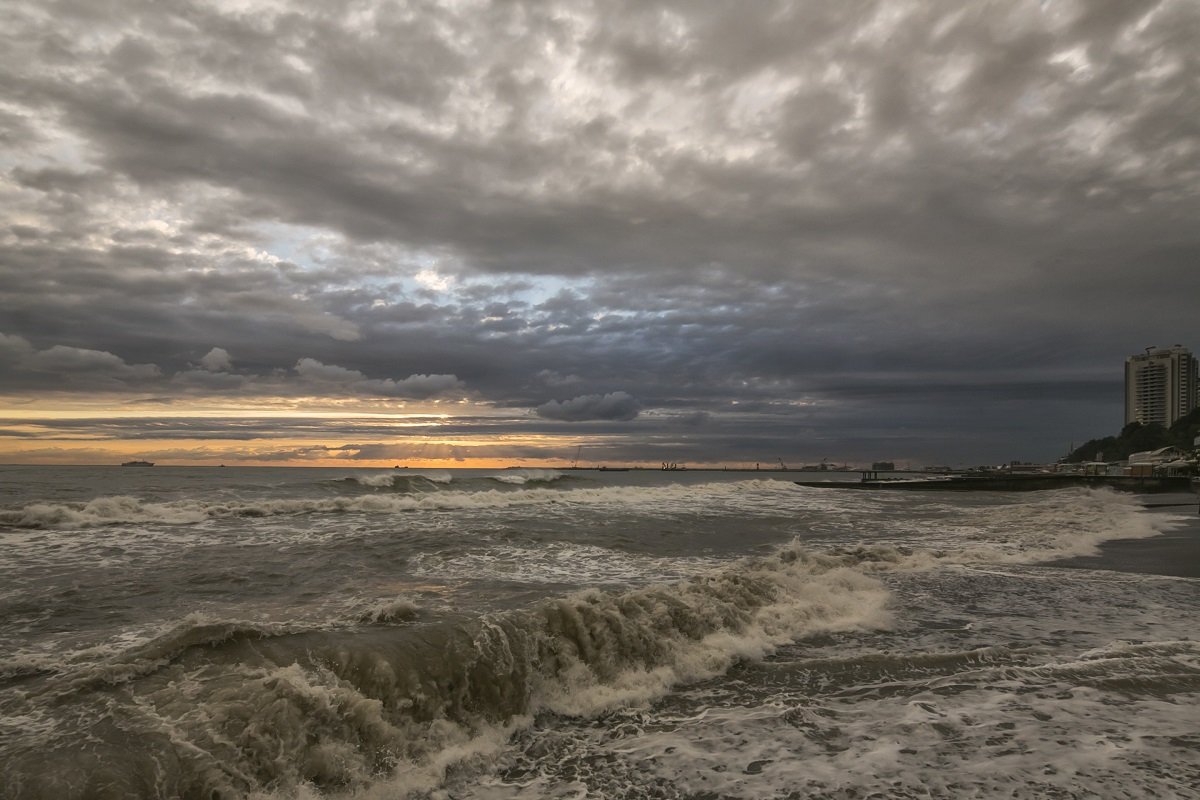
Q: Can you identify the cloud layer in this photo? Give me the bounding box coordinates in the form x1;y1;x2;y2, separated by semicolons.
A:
1;0;1198;464
537;392;641;422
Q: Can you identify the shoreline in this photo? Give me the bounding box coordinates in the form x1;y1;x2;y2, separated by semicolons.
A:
1044;493;1200;578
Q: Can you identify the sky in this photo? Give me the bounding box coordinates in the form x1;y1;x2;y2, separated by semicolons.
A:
1;0;1198;469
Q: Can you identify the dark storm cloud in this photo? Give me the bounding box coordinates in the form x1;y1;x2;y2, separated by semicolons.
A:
2;0;1199;463
536;392;642;422
0;334;161;388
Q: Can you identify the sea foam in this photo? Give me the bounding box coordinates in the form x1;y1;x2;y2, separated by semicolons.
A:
0;544;892;799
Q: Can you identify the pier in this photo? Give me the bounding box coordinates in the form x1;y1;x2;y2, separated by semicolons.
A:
795;473;1194;493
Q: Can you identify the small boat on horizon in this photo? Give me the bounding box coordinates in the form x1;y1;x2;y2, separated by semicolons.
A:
121;460;154;467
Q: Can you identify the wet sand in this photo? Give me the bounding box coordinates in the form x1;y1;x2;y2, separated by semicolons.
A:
1045;493;1200;578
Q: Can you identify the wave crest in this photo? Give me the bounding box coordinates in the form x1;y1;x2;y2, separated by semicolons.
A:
0;480;792;529
2;545;891;798
488;469;567;485
343;470;454;489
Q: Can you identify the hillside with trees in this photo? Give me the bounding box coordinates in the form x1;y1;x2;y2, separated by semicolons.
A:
1066;408;1200;462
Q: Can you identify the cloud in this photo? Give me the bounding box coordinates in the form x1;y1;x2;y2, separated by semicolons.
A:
26;345;161;381
0;333;35;362
294;358;462;398
294;357;363;384
1;1;1198;463
536;392;641;422
199;347;233;372
0;335;165;391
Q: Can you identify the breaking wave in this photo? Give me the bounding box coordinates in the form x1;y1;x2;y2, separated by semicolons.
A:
0;484;1177;572
486;469;568;485
340;470;454;489
0;545;891;799
0;479;787;530
338;469;568;491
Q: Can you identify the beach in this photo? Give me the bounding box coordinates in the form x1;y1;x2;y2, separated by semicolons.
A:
1046;492;1200;578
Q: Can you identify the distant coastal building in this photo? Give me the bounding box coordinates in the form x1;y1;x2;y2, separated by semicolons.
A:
1124;345;1198;427
1125;446;1191;478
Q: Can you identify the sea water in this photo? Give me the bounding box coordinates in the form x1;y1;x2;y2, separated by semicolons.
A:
0;466;1198;799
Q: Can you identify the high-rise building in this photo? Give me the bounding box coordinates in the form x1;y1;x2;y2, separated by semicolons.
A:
1124;345;1198;427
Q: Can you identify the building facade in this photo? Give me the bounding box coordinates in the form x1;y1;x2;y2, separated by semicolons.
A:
1124;345;1198;427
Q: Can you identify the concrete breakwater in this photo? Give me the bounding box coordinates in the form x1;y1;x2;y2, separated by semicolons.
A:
795;474;1195;493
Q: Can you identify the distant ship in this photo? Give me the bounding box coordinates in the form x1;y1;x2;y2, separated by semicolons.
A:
121;460;154;467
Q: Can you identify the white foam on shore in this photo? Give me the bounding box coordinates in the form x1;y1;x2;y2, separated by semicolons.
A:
450;633;1200;800
813;487;1187;571
558;640;1200;800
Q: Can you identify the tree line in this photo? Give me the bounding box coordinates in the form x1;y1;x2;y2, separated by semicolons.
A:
1066;408;1200;462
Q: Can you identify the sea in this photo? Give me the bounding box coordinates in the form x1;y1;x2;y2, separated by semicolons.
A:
1;465;1199;799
